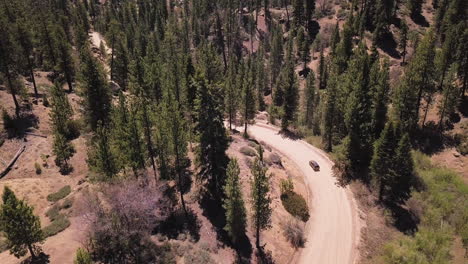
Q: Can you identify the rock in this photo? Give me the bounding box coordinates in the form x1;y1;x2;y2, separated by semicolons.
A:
110;81;121;94
266;153;282;167
453;152;460;157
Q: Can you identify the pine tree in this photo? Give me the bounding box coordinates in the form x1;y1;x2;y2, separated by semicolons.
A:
50;82;75;173
391;133;413;202
241;60;256;137
393;30;435;131
370;58;390;138
0;16;21;116
370;122;397;202
304;71;316;129
223;158;247;244
281;62;299;131
79;46;112;131
407;0;423;19
256;48;267;111
343;44;373;176
112;37;130;91
87;122;118;179
15;18;38;98
318;48;327;90
225;62;239;130
250;158;272;249
54;27;75;93
399;21;408;65
293;0;304;29
438;66;459;130
269;26;283;91
194;71;229;197
0;186;44;259
322;76;338;152
53;132;75;174
74;248;92;264
330;22;340;55
304;0;315;31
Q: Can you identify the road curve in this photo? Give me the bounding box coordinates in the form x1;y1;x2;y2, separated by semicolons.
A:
247;122;360;264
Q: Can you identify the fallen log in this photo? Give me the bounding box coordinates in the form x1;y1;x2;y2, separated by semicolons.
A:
0;145;26;178
25;132;47;138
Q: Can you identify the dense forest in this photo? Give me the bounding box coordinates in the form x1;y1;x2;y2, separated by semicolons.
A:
0;0;467;263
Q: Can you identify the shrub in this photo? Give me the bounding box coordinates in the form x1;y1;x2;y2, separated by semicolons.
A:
0;236;8;253
282;218;307;248
46;204;61;221
43;95;49;107
240;146;257;157
281;191;310;222
74;248;93;264
184;249;215;264
34;162;42;174
66;119;82;140
280;178;294;194
265;153;282;166
47;185;71;202
43;214;70;238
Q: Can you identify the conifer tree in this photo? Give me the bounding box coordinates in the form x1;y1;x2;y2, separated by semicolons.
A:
330;22;340;55
0;186;44;260
225;62;239;130
399;21;408;65
15;19;38;98
250;158;272;249
256;48;267;111
79;46;111;131
269;26;283;91
370;59;390;139
54;27;75;93
281;62;299;131
223;158;247;244
370;122;397;201
293;0;304;28
0;16;21;116
304;0;315;30
112;37;130;91
438;66;459;130
194;71;229;197
50;82;75;173
407;0;423;19
343;44;373;176
304;71;316;129
391;133;413;202
87;122;118;179
241;61;256;137
318;48;327;90
322;76;338;152
394;30;435;131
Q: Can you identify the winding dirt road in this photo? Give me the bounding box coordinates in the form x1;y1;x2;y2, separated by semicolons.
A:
248;122;360;264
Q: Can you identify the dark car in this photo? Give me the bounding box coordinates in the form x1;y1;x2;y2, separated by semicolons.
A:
309;160;320;171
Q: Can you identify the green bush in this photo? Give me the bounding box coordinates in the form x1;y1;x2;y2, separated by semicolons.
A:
45;204;61;221
281;191;310;222
47;185;71;202
43;214;70;238
240;146;257;157
282;218;306;248
34;162;42;174
74;248;93;264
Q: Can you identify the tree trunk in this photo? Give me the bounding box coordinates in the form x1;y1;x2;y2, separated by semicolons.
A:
110;37;115;81
28;244;36;259
27;57;38;98
256;219;260;248
5;69;20;117
142;104;158;180
65;72;73;93
422;95;432;127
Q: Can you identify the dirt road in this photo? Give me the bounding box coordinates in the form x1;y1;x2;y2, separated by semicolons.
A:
248;122;360;264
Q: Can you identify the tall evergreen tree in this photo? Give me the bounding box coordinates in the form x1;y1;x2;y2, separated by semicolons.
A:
15;18;38;98
250;158;272;249
393;30;436;131
87;122;118;179
54;27;75;93
241;60;256;136
194;72;229;197
50;82;75;173
371;58;390;138
292;0;304;28
79;46;112;131
391;133;414;202
223;158;247;244
0;187;44;260
399;21;408;65
281;62;299;131
318;48;327;90
304;71;316;129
